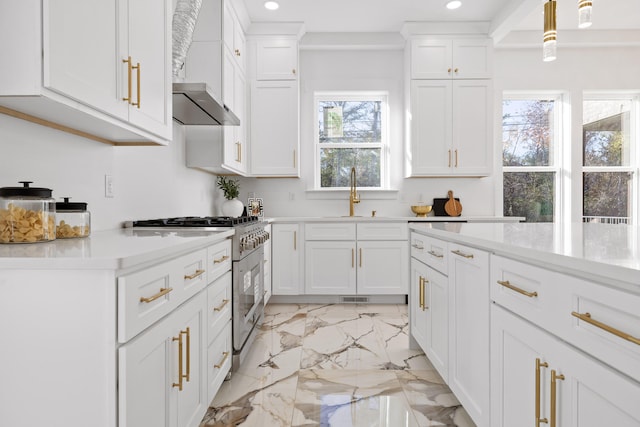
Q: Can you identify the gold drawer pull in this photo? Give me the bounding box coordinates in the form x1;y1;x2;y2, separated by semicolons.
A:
535;358;549;426
451;249;474;259
132;62;141;108
213;299;230;312
497;280;538;298
172;332;184;390
183;328;191;382
214;255;229;264
140;287;173;303
571;312;640;345
214;351;229;369
122;56;132;104
411;243;424;250
184;269;205;280
550;370;565;427
427;250;444;258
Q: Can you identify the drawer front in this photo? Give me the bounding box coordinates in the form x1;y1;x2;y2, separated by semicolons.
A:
357;222;408;240
207;320;232;402
207;239;232;284
490;255;553;327
556;275;640;383
118;248;208;343
410;232;448;275
207;271;232;345
305;222;356;240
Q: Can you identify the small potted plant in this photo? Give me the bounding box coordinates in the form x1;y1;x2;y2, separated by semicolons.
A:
216;176;243;217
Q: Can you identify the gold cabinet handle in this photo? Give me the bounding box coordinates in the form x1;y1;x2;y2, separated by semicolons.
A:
184;269;205;280
132;62;141;108
454;68;459;73
172;332;184;391
536;358;549;426
427;250;444;258
139;287;173;303
447;68;452;73
419;276;429;311
235;142;242;162
293;149;296;168
214;351;230;369
359;248;362;268
455;149;458;167
213;299;230;312
293;231;297;250
235;49;241;57
411;243;424;250
122;56;132;104
571;312;640;345
183;328;190;382
451;249;474;259
497;280;538;298
448;149;452;167
550;370;565;427
214;255;229;264
292;68;296;75
352;248;355;268
418;276;424;310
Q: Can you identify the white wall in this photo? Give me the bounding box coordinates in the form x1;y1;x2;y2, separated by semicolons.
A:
240;48;498;218
0;115;217;231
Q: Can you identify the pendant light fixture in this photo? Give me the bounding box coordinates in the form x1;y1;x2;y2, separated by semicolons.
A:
543;0;557;62
578;0;593;28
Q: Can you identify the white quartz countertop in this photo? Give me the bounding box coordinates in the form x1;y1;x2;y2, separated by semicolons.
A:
0;228;235;270
269;216;524;223
410;222;640;291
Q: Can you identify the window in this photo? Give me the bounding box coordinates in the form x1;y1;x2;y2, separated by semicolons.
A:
314;92;388;189
502;96;561;222
582;96;637;224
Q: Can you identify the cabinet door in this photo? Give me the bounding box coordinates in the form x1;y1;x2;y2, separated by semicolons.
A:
357;241;408;295
410;258;429;351
255;39;298;80
272;224;301;295
451;39;492;79
249;80;299;176
223;63;247;174
410;39;452;79
452;80;491;176
409;80;452;176
448;243;490;427
124;0;172;139
45;0;127;119
173;295;207;427
305;241;356;295
424;265;449;380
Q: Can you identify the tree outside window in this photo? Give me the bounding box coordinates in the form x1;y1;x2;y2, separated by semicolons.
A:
315;93;387;189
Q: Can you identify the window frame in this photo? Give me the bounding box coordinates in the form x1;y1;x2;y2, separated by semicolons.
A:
581;92;639;225
312;91;390;190
502;92;564;222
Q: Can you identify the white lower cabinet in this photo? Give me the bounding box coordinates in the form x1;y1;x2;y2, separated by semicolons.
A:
263;223;272;304
491;304;640;427
410;256;449;379
272;223;301;295
305;240;357;294
448;242;490;427
119;291;207;427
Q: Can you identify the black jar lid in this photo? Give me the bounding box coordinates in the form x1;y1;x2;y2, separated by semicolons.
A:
0;181;53;198
56;197;88;212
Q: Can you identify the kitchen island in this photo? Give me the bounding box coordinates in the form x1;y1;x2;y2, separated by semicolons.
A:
409;222;640;427
0;228;235;427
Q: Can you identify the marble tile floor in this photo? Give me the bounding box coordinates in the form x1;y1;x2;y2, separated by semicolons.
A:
200;303;476;427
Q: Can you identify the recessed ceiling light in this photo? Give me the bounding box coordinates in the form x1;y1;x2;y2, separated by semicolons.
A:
446;1;462;10
264;1;279;10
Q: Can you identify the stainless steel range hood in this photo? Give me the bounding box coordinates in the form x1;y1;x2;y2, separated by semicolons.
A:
172;82;240;126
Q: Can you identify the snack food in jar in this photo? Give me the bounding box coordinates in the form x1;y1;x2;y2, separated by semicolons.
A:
0;181;56;243
56;197;91;239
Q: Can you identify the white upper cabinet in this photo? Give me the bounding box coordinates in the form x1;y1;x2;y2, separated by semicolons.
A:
255;39;298;80
0;0;172;145
411;38;492;79
223;1;246;73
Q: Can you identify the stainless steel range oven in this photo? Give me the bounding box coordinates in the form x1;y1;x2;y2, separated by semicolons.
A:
129;216;269;371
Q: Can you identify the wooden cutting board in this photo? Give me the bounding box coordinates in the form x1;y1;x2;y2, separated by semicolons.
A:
444;190;462;216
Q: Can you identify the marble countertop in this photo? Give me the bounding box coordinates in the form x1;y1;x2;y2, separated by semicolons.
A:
269;216;524;223
410;222;640;291
0;228;235;270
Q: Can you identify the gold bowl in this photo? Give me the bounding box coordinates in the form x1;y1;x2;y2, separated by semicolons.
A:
411;205;432;217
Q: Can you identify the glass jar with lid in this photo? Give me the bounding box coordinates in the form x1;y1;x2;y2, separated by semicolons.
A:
56;197;91;239
0;181;56;243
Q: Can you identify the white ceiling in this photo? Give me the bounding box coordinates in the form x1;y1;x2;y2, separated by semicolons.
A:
240;0;639;36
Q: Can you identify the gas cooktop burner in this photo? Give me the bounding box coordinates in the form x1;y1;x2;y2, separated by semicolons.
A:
132;216;259;227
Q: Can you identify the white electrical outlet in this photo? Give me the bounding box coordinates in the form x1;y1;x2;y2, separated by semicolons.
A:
105;175;114;198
